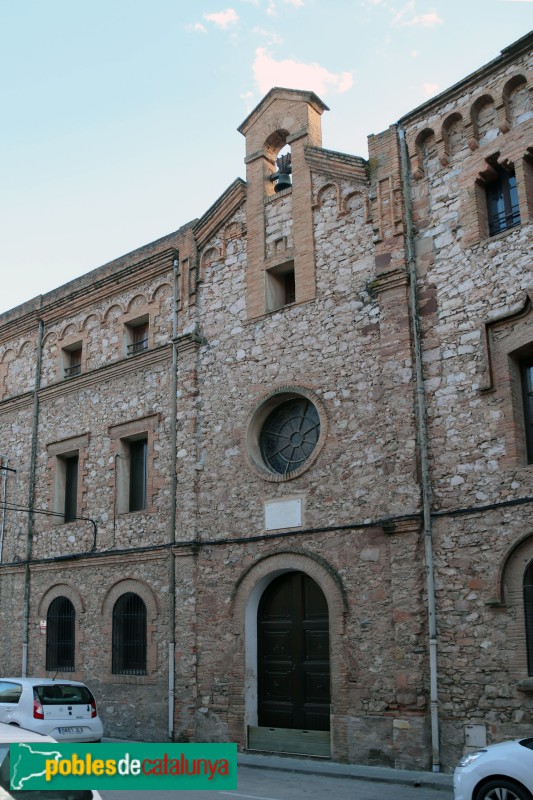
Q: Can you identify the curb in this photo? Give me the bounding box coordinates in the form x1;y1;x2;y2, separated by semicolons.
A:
238;752;454;792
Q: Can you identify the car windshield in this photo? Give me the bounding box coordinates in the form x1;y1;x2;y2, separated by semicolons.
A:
0;745;93;799
35;686;93;706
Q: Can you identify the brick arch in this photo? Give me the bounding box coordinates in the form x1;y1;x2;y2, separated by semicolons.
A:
471;94;498;145
100;578;159;679
102;303;124;323
126;293;149;314
503;74;532;128
100;577;158;622
495;532;533;685
441;112;464;160
150;282;173;305
37;583;86;677
38;582;86;617
314;181;340;212
230;549;348;731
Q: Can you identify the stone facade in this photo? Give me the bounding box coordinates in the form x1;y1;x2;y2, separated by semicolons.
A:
0;34;532;772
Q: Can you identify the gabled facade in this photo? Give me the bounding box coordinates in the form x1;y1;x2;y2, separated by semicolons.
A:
0;33;532;771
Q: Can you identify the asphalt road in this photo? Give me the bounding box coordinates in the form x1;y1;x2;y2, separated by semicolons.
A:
100;763;454;800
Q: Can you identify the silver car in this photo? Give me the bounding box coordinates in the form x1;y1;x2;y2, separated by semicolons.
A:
454;737;533;800
0;719;103;799
0;679;103;744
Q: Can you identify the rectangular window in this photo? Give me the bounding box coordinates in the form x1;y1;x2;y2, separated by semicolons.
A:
129;438;147;512
266;261;296;312
125;317;149;356
522;359;533;464
486;165;521;236
63;345;82;378
63;454;79;522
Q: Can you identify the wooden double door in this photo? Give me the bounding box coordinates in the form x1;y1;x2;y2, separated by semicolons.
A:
257;571;330;731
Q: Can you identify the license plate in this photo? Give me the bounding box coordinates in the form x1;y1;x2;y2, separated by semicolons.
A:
58;726;85;735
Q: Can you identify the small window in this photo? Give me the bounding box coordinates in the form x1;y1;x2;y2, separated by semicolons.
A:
125;317;149;356
62;454;79;523
63;345;82;379
522;358;533;464
486;164;520;236
266;261;296;312
0;681;22;704
112;592;147;675
54;452;79;524
129;438;147;512
524;561;533;676
46;596;75;672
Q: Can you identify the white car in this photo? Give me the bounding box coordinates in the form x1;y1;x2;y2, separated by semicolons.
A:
0;679;103;743
0;720;103;799
454;737;533;800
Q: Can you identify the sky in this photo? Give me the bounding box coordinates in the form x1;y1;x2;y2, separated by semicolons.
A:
1;0;532;315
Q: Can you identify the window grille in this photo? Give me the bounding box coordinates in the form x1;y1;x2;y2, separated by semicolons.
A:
46;596;75;672
64;348;82;378
127;323;148;355
486;165;520;236
112;592;147;675
260;399;320;475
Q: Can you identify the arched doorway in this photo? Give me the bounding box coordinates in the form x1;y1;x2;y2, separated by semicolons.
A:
254;571;330;753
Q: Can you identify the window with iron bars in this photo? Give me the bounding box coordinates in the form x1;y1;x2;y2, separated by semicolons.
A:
112;592;147;675
63;347;82;378
46;596;75;672
485;164;521;236
126;321;149;356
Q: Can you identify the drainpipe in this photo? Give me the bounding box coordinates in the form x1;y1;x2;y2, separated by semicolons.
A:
398;126;440;772
22;317;44;677
0;457;12;563
168;253;180;740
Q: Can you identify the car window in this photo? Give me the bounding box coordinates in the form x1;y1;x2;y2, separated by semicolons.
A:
519;737;533;750
0;744;93;798
0;684;22;704
35;685;93;706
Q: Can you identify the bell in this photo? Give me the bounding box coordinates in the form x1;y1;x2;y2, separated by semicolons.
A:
275;173;292;192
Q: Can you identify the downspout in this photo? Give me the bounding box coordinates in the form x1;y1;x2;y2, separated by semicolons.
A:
22;317;44;677
168;253;180;740
398;126;440;772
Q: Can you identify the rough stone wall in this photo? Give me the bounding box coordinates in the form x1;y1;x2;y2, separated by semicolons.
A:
401;38;533;764
0;37;531;770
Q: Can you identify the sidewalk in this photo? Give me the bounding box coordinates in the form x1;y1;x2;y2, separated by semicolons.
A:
238;751;454;792
103;739;454;792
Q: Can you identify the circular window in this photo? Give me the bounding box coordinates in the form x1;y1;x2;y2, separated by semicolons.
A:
246;388;326;481
260;399;320;475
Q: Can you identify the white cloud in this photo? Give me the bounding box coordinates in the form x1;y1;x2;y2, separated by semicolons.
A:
186;22;208;34
392;1;443;27
422;82;440;97
266;0;276;14
282;0;304;6
252;48;353;96
252;26;284;45
204;8;239;28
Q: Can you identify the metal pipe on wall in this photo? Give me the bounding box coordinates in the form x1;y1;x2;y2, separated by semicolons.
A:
22;317;44;678
398;126;441;772
168;253;180;740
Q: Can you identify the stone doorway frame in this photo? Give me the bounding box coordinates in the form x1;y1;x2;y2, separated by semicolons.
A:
231;550;348;746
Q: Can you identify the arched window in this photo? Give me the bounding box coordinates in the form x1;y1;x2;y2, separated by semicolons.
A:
524;561;533;675
112;592;147;675
46;596;75;672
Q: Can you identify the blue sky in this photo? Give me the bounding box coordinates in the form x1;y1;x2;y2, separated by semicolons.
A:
1;0;531;314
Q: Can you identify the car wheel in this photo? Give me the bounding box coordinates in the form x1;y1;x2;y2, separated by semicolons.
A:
476;779;533;800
